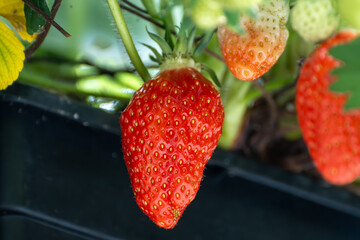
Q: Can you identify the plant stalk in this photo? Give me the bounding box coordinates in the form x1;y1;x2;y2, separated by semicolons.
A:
106;0;150;82
253;80;278;127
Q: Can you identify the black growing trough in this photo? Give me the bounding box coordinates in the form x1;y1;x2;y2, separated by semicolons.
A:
1;83;360;240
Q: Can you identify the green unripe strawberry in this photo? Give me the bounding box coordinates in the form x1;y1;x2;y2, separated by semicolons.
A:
337;0;360;30
191;0;226;29
291;0;340;42
218;0;262;9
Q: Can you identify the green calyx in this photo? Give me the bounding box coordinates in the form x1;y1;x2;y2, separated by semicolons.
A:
160;56;201;72
144;26;200;67
143;24;221;87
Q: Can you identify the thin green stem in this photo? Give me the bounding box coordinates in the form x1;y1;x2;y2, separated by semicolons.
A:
121;4;163;29
220;66;230;86
160;0;174;31
106;0;151;82
252;80;278;127
123;0;147;14
140;0;158;18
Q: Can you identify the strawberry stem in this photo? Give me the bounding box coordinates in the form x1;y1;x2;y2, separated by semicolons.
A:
253;80;278;127
106;0;151;82
140;0;158;19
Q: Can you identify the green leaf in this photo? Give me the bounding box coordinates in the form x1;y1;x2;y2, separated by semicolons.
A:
146;28;172;55
24;0;51;35
223;9;244;34
173;24;188;55
194;30;214;57
330;36;360;111
187;27;197;55
287;0;296;6
163;20;175;49
167;0;197;8
179;15;193;33
330;71;360;110
140;43;164;63
0;0;36;41
201;64;222;89
140;0;158;19
0;21;25;90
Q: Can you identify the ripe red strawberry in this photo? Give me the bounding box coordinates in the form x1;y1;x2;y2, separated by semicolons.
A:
120;66;224;228
296;31;360;185
217;0;289;81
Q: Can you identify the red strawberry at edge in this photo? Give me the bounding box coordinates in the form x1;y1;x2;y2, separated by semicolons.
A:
296;31;360;185
217;0;289;81
120;67;224;228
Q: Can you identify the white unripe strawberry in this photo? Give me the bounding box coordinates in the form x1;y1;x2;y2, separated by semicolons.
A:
291;0;339;42
218;0;262;9
191;0;226;30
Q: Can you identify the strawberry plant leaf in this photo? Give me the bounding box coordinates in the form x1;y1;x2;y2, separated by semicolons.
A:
163;20;174;49
201;64;222;88
288;0;296;6
330;36;360;110
146;28;172;54
0;0;36;42
187;27;197;55
194;30;214;57
140;43;164;63
223;9;244;34
0;22;25;90
331;71;360;111
24;0;50;35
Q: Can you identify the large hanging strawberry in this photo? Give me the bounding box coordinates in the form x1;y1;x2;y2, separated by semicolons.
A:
217;0;289;81
296;31;360;185
120;29;224;228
